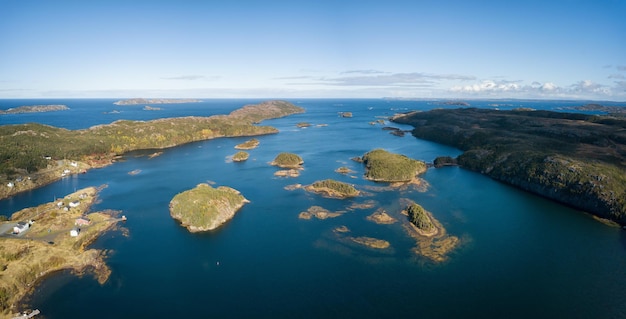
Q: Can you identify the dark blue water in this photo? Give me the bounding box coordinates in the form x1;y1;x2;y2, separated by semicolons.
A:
2;99;626;319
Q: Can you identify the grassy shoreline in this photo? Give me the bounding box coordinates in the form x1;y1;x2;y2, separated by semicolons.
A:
0;187;121;317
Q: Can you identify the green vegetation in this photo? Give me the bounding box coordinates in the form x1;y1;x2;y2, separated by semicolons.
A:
392;108;626;225
271;152;304;168
433;156;457;167
406;203;434;231
361;149;427;182
234;138;260;150
306;179;359;198
169;183;248;232
0;101;304;197
232;151;249;162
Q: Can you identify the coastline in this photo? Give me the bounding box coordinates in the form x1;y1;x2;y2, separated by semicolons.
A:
0;187;122;317
0;100;305;201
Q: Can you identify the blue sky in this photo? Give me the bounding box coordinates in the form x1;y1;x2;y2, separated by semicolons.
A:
1;0;625;100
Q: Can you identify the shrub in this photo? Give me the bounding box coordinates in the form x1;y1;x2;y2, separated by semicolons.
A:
407;203;434;231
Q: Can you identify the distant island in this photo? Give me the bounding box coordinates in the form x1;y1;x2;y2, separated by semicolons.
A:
392;108;626;226
169;183;249;232
0;186;121;316
0;104;69;114
0;100;304;200
113;98;202;105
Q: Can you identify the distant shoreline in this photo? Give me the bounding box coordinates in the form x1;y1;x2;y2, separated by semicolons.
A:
0;104;69;114
113;98;202;105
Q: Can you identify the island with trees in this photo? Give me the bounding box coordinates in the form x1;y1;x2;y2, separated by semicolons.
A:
391;108;626;226
403;202;459;262
232;151;250;162
0;186;121;316
304;179;360;198
0;100;305;200
361;149;427;182
270;152;304;169
169;183;249;232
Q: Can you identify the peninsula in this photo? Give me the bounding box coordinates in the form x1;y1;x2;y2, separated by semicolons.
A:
113;98;202;105
0;105;68;115
0;100;305;200
0;187;121;316
169;183;249;232
392;108;626;225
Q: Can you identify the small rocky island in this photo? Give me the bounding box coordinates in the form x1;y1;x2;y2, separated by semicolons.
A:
169;183;249;232
361;149;427;182
403;202;459;262
270;152;304;168
113;98;202;105
235;138;260;150
0;104;69;114
304;179;360;198
392;107;626;226
0;187;122;316
232;151;250;162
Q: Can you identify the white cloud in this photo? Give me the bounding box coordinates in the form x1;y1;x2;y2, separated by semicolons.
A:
449;79;626;100
450;80;520;93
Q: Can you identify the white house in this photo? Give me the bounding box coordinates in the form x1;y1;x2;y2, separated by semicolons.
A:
70;228;80;237
69;201;80;208
13;221;29;234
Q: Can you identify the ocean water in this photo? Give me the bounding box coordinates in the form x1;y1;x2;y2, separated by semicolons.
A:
1;99;626;318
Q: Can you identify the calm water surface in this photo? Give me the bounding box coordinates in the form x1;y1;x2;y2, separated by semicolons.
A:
1;99;625;318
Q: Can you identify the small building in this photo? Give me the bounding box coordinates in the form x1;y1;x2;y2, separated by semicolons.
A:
70;161;78;167
75;216;91;226
69;201;80;208
7;182;14;188
13;221;29;234
70;228;80;237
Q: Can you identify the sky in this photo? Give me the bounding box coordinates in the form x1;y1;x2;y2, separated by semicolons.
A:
1;0;625;100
